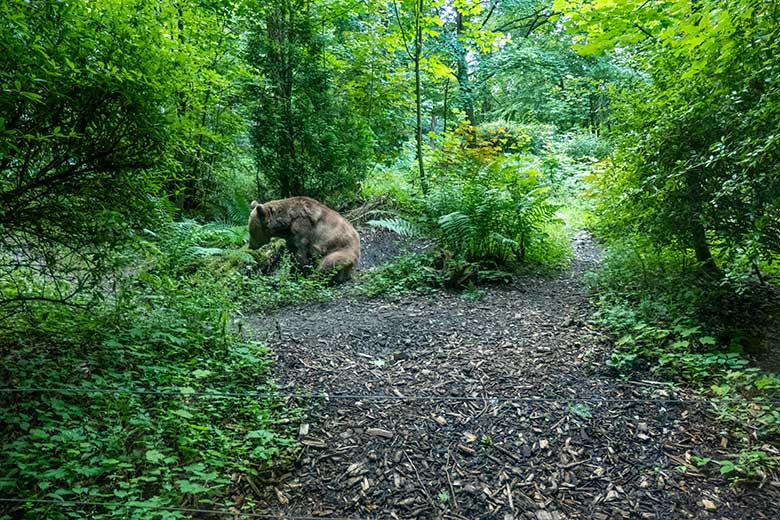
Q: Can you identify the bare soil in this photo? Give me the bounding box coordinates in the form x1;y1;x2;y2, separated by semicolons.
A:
243;232;780;519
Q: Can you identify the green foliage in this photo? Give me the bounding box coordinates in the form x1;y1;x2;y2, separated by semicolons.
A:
0;0;179;306
563;0;780;274
241;254;336;310
569;403;593;420
425;125;566;267
244;0;373;201
154;220;333;310
589;243;780;480
562;131;612;161
475;1;633;132
0;0;255;307
353;254;442;297
0;234;300;519
360;161;421;209
363;123;573;280
161;1;250;215
367;217;425;239
155;220;252;276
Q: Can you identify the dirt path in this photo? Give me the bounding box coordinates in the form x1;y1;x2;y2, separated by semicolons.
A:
247;232;780;519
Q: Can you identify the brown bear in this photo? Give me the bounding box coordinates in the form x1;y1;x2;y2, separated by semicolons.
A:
248;196;360;282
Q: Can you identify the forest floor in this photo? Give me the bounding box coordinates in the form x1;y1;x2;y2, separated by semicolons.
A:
244;230;780;520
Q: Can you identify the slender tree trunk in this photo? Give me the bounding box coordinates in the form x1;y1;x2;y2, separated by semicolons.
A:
691;218;718;274
455;10;475;126
685;169;719;277
414;0;427;194
442;78;450;137
174;0;188;211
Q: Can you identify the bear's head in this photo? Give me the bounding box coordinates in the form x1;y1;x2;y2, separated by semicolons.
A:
248;200;271;249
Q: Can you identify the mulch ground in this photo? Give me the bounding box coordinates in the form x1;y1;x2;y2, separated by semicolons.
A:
243;232;780;519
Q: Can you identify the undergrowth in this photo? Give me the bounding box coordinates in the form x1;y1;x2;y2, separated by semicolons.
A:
0;221;303;519
588;239;780;482
363;123;579;282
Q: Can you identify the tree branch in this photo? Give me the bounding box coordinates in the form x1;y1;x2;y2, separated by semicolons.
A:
392;0;415;61
480;1;498;30
633;22;657;41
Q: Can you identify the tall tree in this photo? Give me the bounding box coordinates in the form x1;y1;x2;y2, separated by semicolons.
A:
245;0;372;200
392;0;431;193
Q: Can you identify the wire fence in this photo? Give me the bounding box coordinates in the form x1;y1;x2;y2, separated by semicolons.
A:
0;498;362;519
1;385;778;404
2;386;778;519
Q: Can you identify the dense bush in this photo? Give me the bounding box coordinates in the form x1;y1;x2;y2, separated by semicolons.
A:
588;241;780;479
369;124;569;274
570;0;780;276
0;222;302;519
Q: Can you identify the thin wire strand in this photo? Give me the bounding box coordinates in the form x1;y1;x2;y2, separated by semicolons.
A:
0;498;361;520
0;386;778;404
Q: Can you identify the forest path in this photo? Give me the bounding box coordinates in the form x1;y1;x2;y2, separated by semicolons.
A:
247;232;779;520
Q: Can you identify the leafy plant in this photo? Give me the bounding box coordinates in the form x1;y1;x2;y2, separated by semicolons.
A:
589;242;780;480
0;269;300;519
353;254;442;297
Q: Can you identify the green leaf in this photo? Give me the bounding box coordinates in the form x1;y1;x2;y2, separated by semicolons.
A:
246;429;274;441
569;403;592;419
172;409;194;419
145;450;165;464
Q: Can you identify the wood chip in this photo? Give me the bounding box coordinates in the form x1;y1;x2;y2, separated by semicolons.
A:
300;438;326;448
367;428;393;439
458;443;476;456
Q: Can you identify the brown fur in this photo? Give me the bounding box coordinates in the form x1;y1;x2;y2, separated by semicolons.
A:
248;197;360;282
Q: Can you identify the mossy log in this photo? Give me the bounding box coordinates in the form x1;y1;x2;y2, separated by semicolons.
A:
246;238;287;273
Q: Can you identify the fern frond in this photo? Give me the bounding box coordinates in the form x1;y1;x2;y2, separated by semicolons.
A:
438;211;476;250
226;199;251;226
367;218;424;238
185;246;225;259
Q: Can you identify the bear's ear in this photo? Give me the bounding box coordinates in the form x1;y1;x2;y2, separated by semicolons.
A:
250;200;259;210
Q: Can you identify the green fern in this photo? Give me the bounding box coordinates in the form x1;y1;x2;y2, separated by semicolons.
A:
225;198;251;226
367;217;424;238
437;212;475;250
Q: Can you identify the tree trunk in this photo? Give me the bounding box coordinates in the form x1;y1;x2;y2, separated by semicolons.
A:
685;168;719;277
442;78;450;137
691;218;719;276
414;0;427;194
455;10;476;126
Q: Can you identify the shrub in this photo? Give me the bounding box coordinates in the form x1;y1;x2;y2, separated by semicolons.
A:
0;282;299;520
353;253;442;297
0;221;302;519
588;239;780;480
369;123;568;273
